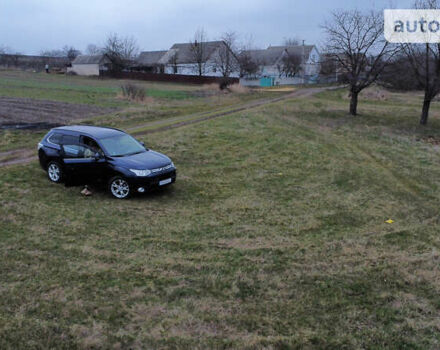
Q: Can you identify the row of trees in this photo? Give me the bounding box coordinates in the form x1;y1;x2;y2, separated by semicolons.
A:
322;0;440;125
3;30;304;80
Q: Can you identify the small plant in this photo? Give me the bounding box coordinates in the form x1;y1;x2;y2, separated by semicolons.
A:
218;78;234;90
121;84;146;101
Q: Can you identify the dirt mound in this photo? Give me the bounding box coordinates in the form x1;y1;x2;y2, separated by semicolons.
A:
0;97;116;129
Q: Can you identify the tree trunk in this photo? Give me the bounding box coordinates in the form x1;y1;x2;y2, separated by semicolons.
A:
420;97;431;125
349;91;359;116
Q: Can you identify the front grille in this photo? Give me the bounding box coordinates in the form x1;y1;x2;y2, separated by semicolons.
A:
151;164;173;173
154;170;176;181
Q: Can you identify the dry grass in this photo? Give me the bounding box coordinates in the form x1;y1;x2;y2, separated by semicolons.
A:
343;85;391;101
201;83;220;91
228;83;249;94
1;85;440;348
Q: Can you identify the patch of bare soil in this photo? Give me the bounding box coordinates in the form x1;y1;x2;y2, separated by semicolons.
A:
420;136;440;146
0;97;115;129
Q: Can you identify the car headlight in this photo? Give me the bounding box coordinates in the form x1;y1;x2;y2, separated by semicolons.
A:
170;161;175;168
130;169;151;177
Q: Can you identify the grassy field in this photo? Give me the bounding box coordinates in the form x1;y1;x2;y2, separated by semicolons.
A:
1;76;440;348
0;70;284;153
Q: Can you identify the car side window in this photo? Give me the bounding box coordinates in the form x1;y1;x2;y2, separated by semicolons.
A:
47;133;62;145
61;134;93;159
61;135;79;146
62;144;87;158
80;136;104;156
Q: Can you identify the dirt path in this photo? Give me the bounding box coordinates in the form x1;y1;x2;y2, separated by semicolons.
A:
0;86;339;168
128;87;330;136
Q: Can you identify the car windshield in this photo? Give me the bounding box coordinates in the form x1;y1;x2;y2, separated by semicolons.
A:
100;134;145;157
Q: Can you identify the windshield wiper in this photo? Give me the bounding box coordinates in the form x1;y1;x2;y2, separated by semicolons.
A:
127;150;145;156
112;150;144;157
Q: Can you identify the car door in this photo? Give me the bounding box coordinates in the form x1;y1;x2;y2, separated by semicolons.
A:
79;135;107;181
61;134;101;185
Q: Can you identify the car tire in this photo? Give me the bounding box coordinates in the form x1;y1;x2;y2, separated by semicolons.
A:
108;176;131;199
47;161;63;183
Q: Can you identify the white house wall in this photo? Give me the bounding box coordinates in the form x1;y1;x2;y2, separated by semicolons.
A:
164;58;239;77
68;64;100;76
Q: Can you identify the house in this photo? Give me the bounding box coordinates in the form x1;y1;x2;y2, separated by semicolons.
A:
68;54;112;76
240;45;320;86
157;41;239;77
134;50;167;73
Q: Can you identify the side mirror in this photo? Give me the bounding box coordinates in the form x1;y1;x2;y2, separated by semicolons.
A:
140;141;145;147
94;152;102;160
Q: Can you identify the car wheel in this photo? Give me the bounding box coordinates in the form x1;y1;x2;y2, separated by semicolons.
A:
47;161;63;183
109;176;131;199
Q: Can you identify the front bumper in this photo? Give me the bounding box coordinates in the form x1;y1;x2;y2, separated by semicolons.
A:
127;170;176;191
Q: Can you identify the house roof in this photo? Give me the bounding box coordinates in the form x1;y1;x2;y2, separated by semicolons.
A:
72;54;109;65
159;41;226;65
246;45;316;66
137;50;167;66
273;45;315;59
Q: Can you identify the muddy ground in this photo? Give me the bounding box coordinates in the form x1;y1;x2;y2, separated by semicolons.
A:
0;97;115;129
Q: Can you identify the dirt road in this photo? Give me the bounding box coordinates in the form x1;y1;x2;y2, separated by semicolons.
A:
0;86;339;168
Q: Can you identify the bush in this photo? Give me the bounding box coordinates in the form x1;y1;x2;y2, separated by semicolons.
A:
219;78;235;90
121;84;146;101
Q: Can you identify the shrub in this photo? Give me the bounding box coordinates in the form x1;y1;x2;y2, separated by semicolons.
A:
121;84;146;101
219;78;234;90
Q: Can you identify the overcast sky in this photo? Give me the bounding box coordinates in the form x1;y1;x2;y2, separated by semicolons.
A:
0;0;414;55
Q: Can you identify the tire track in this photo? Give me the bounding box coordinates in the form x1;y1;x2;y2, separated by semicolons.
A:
0;86;338;168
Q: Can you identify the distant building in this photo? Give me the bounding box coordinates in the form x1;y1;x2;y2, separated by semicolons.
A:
133;41;239;77
240;45;320;86
134;50;167;73
68;54;112;76
161;41;239;77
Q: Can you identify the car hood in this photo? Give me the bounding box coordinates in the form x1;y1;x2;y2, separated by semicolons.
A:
112;150;171;170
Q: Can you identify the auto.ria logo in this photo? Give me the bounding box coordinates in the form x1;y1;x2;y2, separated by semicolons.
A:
385;9;440;43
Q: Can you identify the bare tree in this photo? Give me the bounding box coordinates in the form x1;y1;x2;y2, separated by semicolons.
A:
190;28;208;76
237;35;261;78
62;46;81;60
277;51;302;77
86;44;102;55
169;50;179;74
401;0;440;125
121;36;139;61
283;37;301;46
40;49;64;57
237;51;259;77
212;31;239;77
319;54;337;75
103;33;140;71
322;10;398;115
380;51;421;91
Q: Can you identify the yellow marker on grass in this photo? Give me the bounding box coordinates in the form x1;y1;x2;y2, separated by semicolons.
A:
385;219;394;224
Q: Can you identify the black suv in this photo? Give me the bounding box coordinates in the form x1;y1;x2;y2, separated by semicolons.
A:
38;125;176;199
